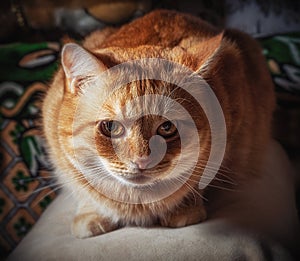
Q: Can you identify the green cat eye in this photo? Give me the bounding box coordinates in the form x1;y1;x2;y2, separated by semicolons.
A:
157;121;178;139
99;120;125;138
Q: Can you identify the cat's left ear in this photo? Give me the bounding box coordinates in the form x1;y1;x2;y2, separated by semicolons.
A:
61;43;106;94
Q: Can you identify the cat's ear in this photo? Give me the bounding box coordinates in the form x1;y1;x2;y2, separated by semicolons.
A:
61;43;106;94
194;32;224;74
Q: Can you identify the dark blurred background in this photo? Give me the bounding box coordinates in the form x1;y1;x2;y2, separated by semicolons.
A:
0;0;300;258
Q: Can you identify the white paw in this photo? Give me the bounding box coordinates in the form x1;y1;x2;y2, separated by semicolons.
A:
71;213;118;238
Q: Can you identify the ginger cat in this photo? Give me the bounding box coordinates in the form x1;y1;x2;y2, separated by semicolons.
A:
42;10;275;238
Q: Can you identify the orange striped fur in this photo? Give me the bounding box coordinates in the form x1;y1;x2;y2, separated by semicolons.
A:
43;10;275;238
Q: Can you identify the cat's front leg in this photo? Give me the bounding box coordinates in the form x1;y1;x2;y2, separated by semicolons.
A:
71;204;119;238
160;200;207;228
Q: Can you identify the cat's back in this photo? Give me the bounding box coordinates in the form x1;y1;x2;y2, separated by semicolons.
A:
83;9;274;111
84;9;219;50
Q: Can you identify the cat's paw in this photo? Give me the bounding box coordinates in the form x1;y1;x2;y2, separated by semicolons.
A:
160;207;207;228
71;213;118;238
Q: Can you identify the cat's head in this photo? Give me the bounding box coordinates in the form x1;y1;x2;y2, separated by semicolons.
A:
56;39;223;201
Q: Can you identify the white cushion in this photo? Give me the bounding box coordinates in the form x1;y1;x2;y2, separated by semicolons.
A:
8;141;299;260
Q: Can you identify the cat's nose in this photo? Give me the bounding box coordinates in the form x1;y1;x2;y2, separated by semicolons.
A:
132;157;152;170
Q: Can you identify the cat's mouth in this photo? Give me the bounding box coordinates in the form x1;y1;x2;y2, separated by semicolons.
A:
119;173;155;185
110;166;170;186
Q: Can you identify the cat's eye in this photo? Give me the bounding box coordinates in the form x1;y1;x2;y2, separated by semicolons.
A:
98;120;125;138
157;121;178;139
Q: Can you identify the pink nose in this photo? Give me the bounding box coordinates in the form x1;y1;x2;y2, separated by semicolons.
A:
133;157;152;170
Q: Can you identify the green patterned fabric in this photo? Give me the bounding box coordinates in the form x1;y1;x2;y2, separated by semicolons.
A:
260;33;300;94
0;42;60;258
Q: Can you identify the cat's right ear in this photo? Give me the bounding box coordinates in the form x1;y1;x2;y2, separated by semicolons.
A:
61;43;106;94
